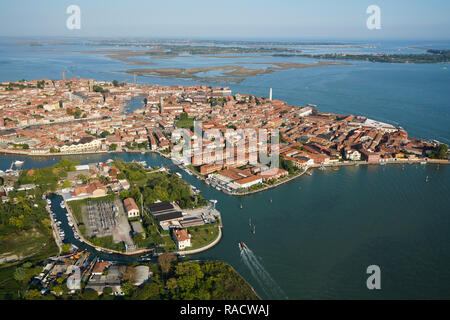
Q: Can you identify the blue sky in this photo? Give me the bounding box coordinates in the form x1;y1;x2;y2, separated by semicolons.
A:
0;0;449;40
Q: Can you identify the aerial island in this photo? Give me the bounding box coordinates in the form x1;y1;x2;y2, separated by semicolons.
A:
0;77;448;194
0;77;448;300
0;156;258;300
292;49;450;64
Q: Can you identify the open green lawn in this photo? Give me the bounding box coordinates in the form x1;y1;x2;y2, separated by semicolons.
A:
175;118;194;129
89;235;125;252
186;223;220;250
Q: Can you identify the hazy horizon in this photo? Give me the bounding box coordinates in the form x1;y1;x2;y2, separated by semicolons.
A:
1;0;449;40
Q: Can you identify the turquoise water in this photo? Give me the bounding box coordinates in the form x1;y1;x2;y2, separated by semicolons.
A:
1;39;450;299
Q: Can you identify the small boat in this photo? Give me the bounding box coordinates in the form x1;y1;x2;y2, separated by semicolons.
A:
252;226;256;235
240;204;243;209
46;199;52;205
425;176;430;183
14;160;24;168
269;198;272;203
239;242;246;250
60;201;65;209
140;257;152;261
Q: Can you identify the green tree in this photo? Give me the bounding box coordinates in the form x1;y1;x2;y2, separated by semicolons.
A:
24;289;42;300
158;253;177;276
101;287;114;300
62;181;71;189
61;243;72;253
82;288;99;300
13;267;28;282
430;144;448;159
133;282;162;300
121;280;134;296
179;112;188;120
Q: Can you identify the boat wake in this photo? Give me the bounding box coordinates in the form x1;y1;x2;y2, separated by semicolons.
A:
239;244;288;299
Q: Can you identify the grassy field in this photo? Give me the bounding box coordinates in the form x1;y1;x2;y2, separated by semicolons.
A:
0;228;58;300
89;235;125;252
186;223;220;250
175;117;194;129
0;228;58;262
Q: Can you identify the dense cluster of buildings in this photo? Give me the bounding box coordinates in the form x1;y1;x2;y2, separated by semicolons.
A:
1;78;443;185
0;78;232;154
62;160;130;202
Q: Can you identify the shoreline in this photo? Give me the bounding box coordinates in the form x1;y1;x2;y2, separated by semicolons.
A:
1;149;448;198
185;157;449;197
